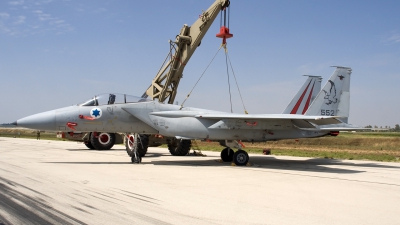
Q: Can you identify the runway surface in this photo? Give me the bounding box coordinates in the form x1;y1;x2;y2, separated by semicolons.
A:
1;137;400;225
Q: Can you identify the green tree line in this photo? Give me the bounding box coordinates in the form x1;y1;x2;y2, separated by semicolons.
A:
364;124;400;131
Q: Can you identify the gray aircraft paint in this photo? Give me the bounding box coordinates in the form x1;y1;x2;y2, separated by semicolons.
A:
14;67;362;143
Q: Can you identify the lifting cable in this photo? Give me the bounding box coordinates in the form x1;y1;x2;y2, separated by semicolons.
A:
217;4;249;114
224;47;233;113
225;47;248;114
179;43;248;115
180;3;248;114
180;45;224;110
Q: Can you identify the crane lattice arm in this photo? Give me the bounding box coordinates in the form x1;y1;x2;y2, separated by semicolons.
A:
143;0;231;104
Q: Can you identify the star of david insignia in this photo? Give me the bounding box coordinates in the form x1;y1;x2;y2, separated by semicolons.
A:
92;109;101;117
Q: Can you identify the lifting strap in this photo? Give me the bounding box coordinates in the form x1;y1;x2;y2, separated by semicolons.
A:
223;44;248;114
180;43;248;114
180;45;224;109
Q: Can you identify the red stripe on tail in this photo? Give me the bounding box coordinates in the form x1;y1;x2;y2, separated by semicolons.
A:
302;81;315;114
290;80;312;114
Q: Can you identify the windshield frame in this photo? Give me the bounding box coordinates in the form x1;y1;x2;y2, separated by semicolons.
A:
78;93;151;106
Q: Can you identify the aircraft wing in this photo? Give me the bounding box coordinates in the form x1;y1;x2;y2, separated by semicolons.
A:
149;111;343;126
196;113;342;126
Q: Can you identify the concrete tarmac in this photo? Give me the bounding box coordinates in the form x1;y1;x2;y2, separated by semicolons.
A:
1;137;400;225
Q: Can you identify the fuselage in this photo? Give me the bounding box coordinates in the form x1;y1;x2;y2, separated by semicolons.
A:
15;96;330;142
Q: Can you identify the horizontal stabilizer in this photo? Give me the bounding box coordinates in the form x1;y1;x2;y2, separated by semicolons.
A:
297;122;366;131
318;127;366;131
298;127;366;131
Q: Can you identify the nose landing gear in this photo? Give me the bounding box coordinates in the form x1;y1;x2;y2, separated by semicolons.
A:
131;152;142;164
126;133;142;164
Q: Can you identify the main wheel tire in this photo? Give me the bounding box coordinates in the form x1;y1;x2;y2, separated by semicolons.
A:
220;147;234;162
90;132;115;150
125;134;149;157
167;138;178;156
167;138;191;156
233;150;249;166
84;141;95;150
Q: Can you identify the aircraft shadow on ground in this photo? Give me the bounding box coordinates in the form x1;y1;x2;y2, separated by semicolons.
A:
45;161;132;165
140;157;363;174
251;155;400;170
43;153;400;174
66;148;126;152
65;149;166;158
50;148;400;174
141;153;400;173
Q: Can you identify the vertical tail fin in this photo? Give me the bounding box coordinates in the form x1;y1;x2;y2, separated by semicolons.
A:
282;75;322;114
305;66;352;123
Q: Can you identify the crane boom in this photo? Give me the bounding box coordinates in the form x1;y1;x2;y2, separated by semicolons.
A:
144;0;231;104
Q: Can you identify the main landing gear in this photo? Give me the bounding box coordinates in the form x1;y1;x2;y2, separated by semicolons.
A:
84;132;116;150
167;138;191;156
219;140;249;166
232;150;249;166
221;147;234;162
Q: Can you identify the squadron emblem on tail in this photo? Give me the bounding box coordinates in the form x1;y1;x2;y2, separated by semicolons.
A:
323;80;338;105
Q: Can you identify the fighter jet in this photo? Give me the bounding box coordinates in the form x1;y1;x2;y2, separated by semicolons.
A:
13;66;362;165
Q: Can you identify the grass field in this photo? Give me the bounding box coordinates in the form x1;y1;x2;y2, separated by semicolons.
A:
1;128;399;162
0;128;59;140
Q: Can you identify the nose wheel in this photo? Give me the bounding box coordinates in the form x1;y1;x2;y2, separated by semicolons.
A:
126;133;142;164
131;153;142;164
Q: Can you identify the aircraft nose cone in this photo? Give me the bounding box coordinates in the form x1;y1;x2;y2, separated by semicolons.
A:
11;121;17;126
16;110;56;130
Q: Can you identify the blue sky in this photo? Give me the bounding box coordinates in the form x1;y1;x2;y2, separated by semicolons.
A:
1;0;399;127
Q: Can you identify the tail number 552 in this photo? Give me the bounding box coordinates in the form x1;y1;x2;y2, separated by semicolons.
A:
321;110;335;116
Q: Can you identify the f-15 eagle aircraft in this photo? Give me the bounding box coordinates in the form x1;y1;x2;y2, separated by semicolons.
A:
13;66;362;165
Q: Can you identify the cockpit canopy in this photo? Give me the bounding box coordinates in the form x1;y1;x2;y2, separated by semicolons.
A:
79;93;151;106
